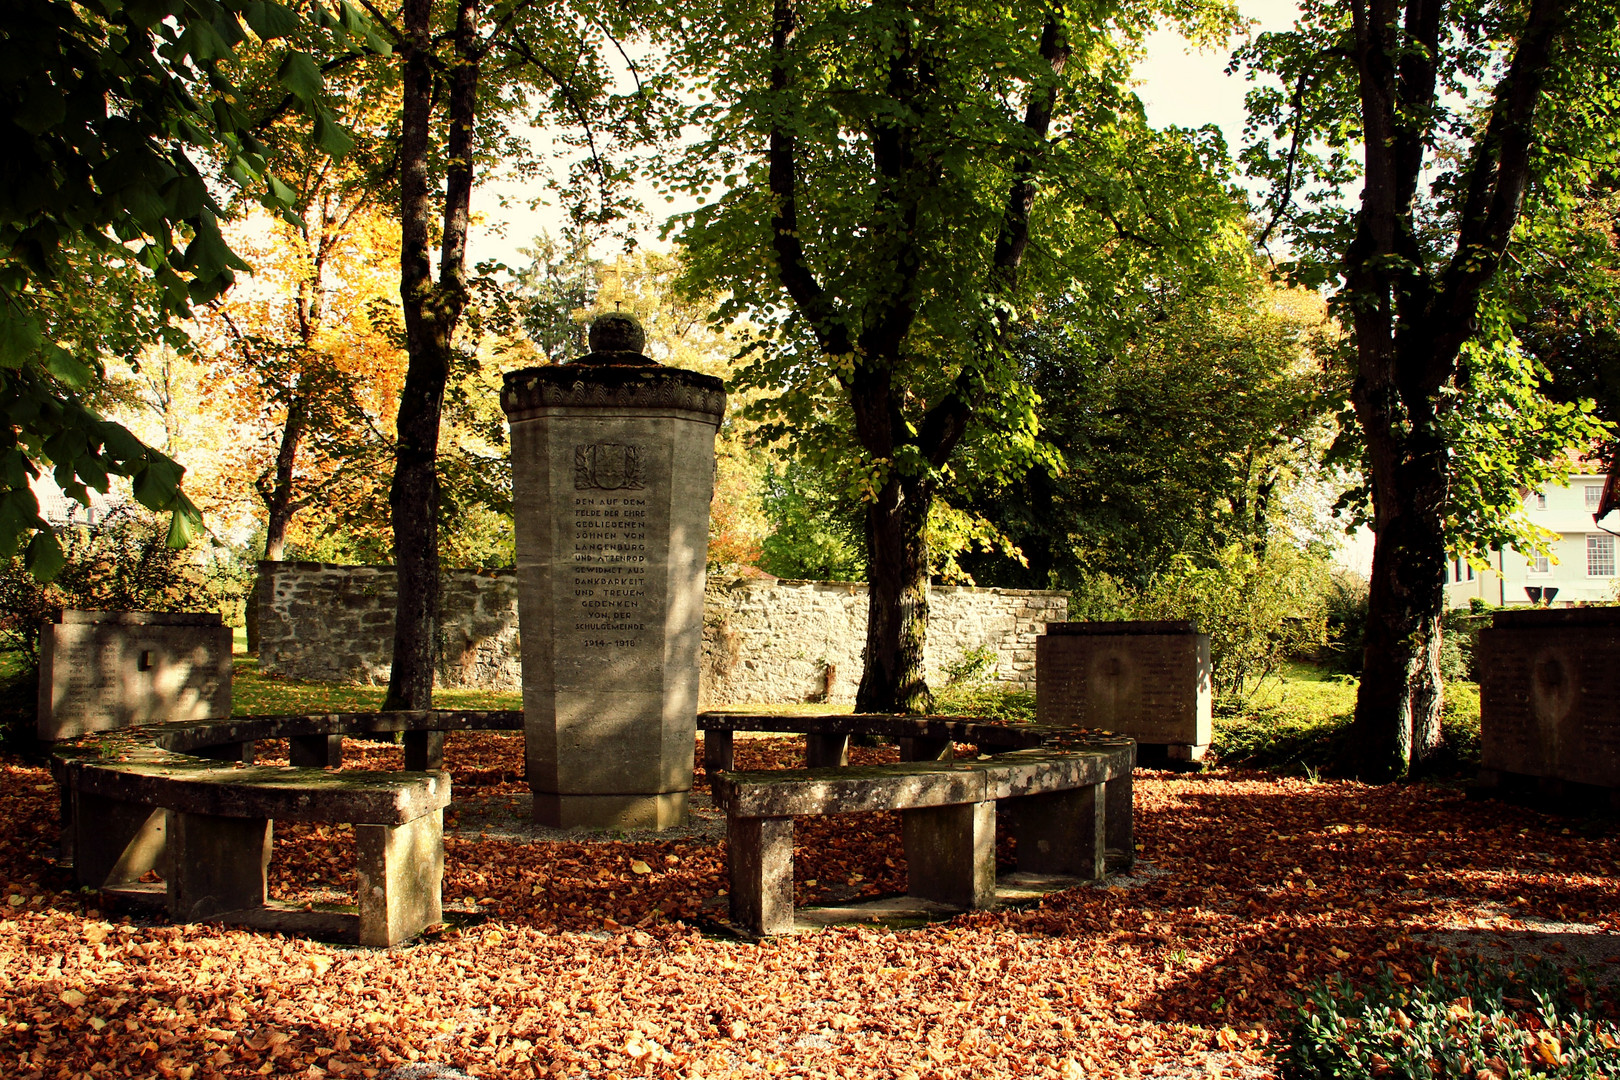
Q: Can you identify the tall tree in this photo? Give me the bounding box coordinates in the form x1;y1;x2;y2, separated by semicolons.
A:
361;0;664;708
671;0;1243;711
1240;0;1620;777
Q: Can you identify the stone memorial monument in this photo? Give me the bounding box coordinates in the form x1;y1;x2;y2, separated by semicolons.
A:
1477;606;1620;803
1036;620;1212;761
502;314;725;829
37;610;232;741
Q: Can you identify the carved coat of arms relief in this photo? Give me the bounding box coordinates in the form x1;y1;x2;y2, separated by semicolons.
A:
574;442;646;490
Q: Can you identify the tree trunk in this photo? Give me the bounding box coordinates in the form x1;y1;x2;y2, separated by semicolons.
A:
1350;414;1449;779
856;473;934;714
384;0;479;711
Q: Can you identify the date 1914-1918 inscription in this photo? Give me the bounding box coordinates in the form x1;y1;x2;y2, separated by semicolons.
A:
570;487;649;646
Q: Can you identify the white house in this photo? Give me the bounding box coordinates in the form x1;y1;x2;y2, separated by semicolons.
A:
1446;471;1620;608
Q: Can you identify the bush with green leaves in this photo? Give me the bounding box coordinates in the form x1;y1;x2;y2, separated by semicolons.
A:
1282;956;1619;1080
0;507;251;665
1070;543;1331;695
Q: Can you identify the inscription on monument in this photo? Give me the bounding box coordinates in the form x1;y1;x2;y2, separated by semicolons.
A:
569;489;650;648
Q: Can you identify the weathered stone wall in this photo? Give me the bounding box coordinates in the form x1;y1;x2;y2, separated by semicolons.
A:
258;562;520;690
258;562;1067;704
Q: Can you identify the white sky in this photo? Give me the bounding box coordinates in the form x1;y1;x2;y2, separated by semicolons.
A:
468;1;1303;271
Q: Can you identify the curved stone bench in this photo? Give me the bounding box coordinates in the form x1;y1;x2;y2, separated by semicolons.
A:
699;713;1135;936
51;711;517;946
55;708;1133;944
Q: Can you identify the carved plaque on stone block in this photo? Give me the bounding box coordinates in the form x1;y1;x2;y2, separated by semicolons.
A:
1036;621;1211;749
1479;608;1620;789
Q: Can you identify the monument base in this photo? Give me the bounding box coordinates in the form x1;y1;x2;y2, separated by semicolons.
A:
532;791;689;831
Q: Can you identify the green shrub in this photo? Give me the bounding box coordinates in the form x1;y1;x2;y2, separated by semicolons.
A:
1121;544;1331;695
1281;955;1619;1080
932;682;1037;726
0;507;251;664
1321;571;1369;676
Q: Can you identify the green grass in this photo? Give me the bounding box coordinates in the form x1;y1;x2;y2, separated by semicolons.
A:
231;657;521;716
1213;660;1482;774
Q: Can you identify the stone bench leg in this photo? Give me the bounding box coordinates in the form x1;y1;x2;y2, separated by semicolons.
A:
728;815;794;936
898;736;953;762
1014;785;1105;880
166;812;271;921
1106;768;1134;871
704;730;734;774
903;801;995;910
357;810;444;947
290;734;343;769
805;733;849;768
404;730;445;771
72;790;167;888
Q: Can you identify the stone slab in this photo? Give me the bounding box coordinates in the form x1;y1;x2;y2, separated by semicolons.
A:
38;613;232;741
72;790;167;889
1013;785;1105;879
728;815;794;936
715;747;1132;819
166;811;271;921
68;762;451;825
1478;611;1620;789
902;801;996;910
1036;623;1212;747
57;610;224;625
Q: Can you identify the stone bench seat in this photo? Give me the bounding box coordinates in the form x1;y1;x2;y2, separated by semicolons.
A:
50;711;508;946
713;740;1134;936
697;711;1045;772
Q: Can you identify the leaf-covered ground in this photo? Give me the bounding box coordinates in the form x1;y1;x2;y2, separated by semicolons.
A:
2;734;1616;1079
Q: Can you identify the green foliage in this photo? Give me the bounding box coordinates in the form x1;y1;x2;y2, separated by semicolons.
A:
1319;571;1369;676
756;460;867;582
1084;543;1332;696
667;0;1250;709
1212;662;1482;775
932;683;1037;727
0;0;383;578
942;644;999;688
1238;0;1620;558
953;270;1337;590
0;508;252;668
1281;956;1619;1080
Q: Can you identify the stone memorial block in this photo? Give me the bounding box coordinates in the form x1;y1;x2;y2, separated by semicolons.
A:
1477;607;1620;792
38;610;232;741
1036;620;1211;759
502;314;725;829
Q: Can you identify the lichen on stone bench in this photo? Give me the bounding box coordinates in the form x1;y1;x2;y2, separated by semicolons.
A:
50;711;508;946
702;714;1134;936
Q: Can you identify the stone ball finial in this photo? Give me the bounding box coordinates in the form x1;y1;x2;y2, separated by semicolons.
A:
577;312;650;365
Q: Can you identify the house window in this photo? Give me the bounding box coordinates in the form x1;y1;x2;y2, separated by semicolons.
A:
1529;553;1551;575
1534;491;1548;510
1587;485;1603;509
1588;534;1615;576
